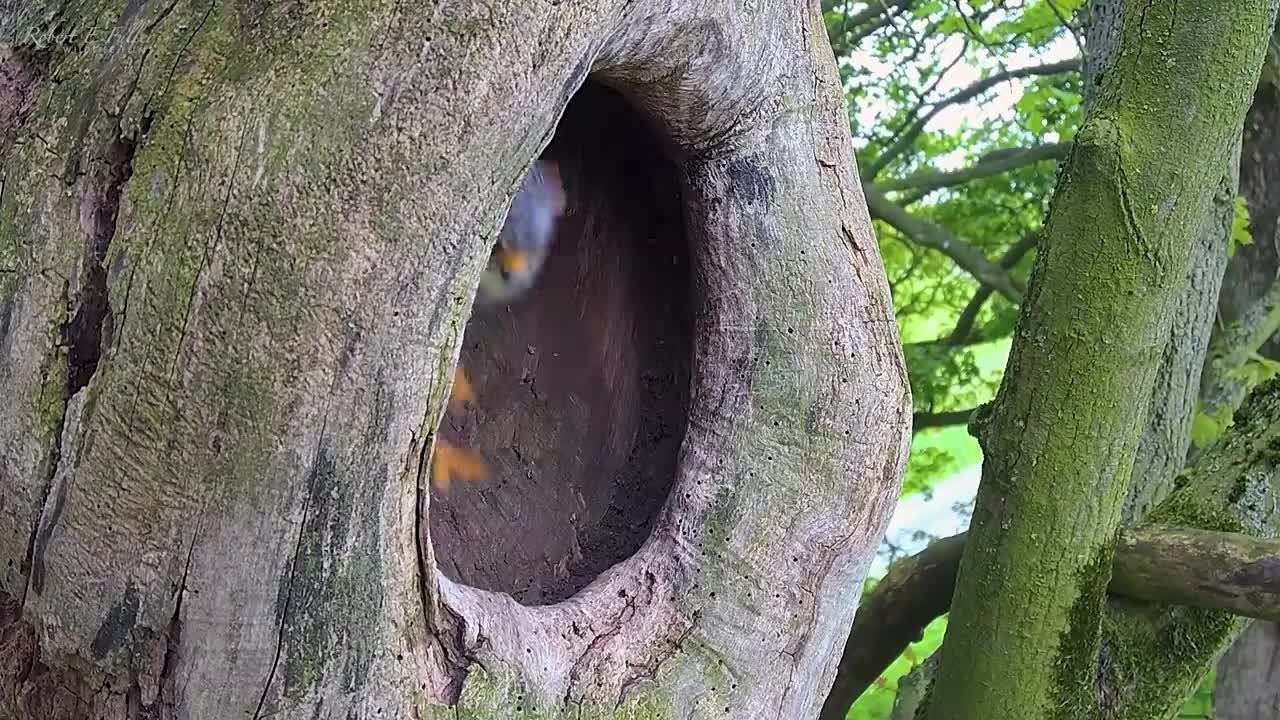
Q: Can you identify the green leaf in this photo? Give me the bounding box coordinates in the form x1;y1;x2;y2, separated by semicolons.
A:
1228;194;1253;257
1190;402;1236;449
1189;411;1221;449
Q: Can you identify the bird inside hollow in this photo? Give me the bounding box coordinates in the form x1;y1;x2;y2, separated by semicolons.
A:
431;159;566;493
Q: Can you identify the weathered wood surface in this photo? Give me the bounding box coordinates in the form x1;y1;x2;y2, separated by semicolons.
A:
0;1;909;717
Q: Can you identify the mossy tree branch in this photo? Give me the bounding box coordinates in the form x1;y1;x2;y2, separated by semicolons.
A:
822;378;1280;719
1109;526;1280;621
1211;32;1280;717
822;521;1280;718
1097;376;1280;718
924;2;1280;719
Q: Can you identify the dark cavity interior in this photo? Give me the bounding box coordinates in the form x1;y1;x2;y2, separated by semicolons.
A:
430;82;691;606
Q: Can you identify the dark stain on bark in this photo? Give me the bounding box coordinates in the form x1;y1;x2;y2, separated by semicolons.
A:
1224;555;1280;593
727;155;773;206
268;426;380;699
0;45;49;166
90;582;141;659
0;292;14;359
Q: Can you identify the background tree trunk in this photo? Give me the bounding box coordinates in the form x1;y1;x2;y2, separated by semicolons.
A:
1215;621;1280;720
926;2;1279;718
1211;47;1280;720
0;0;910;718
820;3;1280;718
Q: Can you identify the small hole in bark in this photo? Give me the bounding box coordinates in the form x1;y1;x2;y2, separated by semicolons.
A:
430;81;691;606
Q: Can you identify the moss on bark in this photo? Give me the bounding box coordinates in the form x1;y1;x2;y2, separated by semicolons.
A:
1096;377;1280;719
925;2;1280;719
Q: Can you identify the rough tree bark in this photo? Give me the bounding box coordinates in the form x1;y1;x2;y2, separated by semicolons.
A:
822;4;1280;718
1215;622;1280;720
822;371;1280;718
0;1;911;718
1211;40;1280;720
925;2;1280;719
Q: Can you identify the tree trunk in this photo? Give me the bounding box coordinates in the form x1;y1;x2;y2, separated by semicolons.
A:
0;1;910;718
925;2;1279;719
1211;55;1280;720
1216;621;1280;720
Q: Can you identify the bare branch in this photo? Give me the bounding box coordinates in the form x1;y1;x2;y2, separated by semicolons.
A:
875;142;1070;195
899;234;1035;369
863;58;1081;180
829;0;918;49
1111;526;1280;622
818;534;965;720
946;232;1039;345
1199;276;1280;426
912;408;976;430
1046;0;1087;59
842;0;915;31
863;184;1026;302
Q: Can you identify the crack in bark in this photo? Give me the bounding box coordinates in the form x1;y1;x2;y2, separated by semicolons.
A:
561;568;677;709
253;412;329;720
778;529;852;719
64;125;140;395
22;279;71;606
140;521;201;715
615;602;698;709
24;112;145;605
143;1;214;121
172;118;252;386
562;592;639;708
